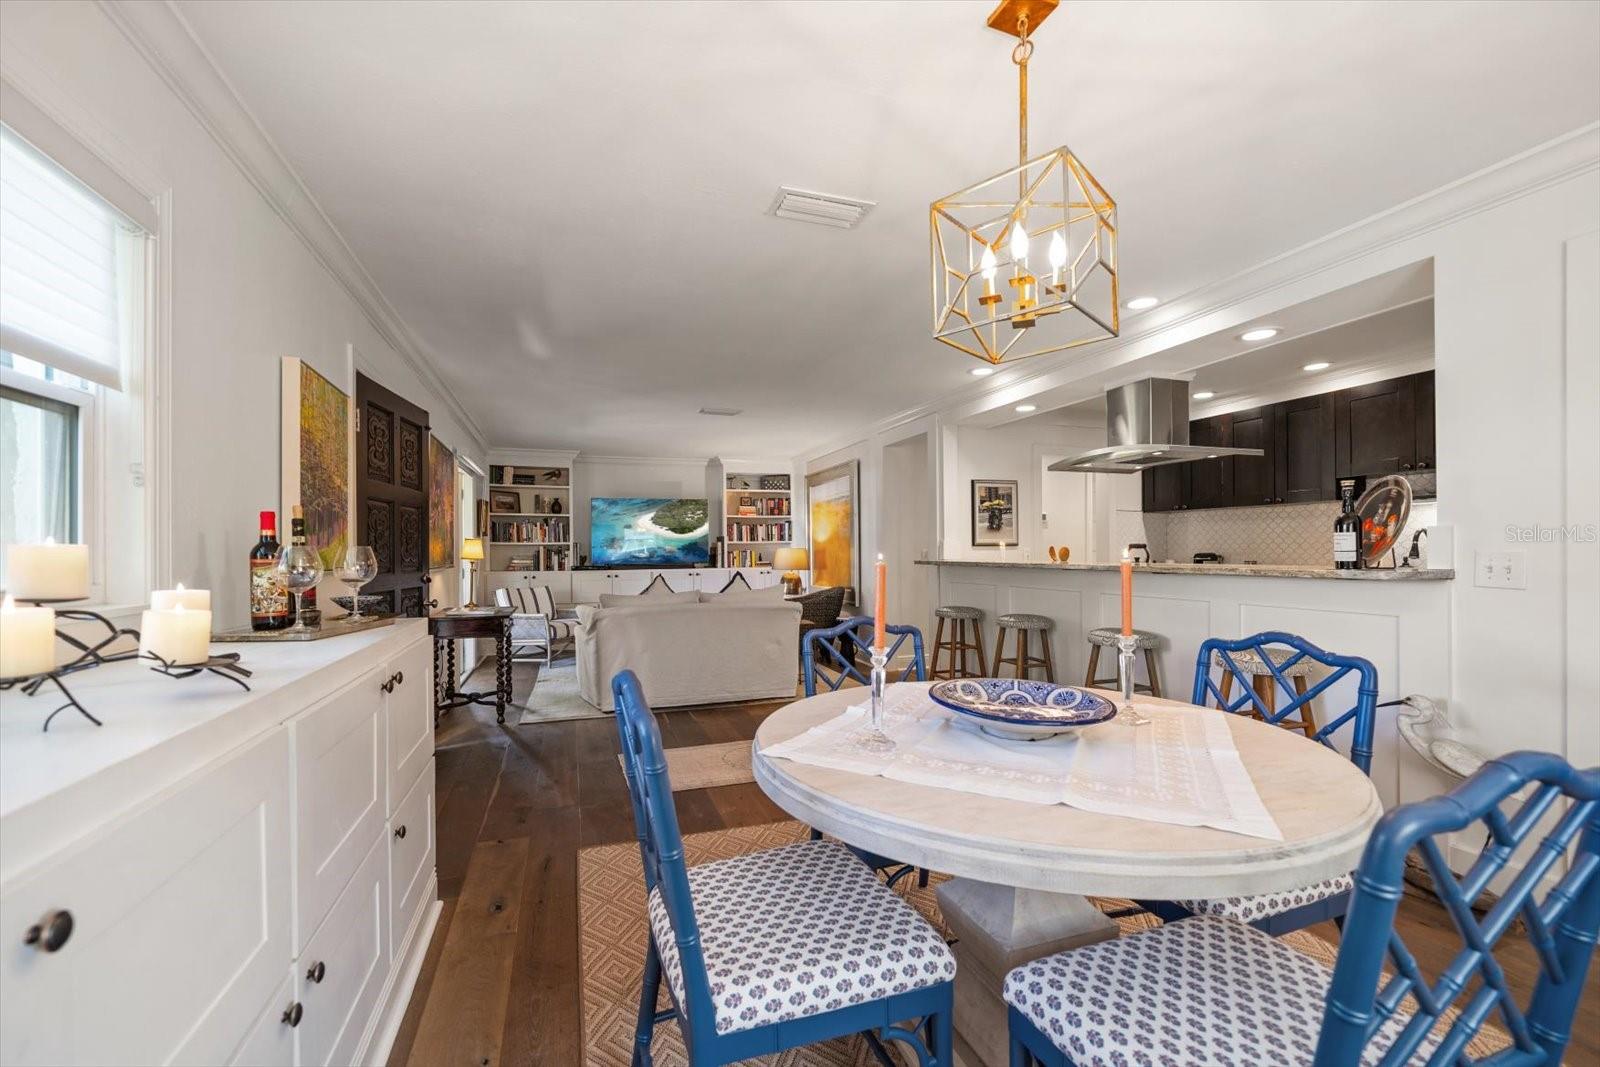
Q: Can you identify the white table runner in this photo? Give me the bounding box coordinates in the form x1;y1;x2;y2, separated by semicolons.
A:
760;683;1282;840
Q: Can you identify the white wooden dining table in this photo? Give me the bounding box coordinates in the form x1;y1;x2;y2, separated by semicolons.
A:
752;684;1382;1067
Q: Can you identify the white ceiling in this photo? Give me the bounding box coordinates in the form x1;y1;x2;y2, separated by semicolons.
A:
175;0;1600;458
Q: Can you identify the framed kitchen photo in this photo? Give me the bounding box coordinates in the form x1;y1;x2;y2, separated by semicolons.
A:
489;489;522;514
971;478;1019;547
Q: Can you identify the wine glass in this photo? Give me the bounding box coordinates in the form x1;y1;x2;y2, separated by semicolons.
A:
335;546;379;618
276;543;323;632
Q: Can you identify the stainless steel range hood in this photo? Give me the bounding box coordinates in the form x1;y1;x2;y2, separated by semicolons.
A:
1049;378;1264;474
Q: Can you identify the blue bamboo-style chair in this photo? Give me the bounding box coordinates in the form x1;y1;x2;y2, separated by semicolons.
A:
1140;631;1382;935
801;616;931;889
612;670;955;1066
1006;750;1600;1067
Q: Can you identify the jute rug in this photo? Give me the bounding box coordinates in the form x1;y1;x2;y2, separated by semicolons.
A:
615;741;757;792
578;820;1514;1067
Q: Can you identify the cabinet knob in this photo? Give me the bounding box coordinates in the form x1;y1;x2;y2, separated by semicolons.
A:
307;961;326;984
282;1003;303;1028
1401;463;1413;470
395;825;407;839
1276;497;1285;503
394;670;404;686
1264;497;1271;504
24;909;72;952
381;678;394;694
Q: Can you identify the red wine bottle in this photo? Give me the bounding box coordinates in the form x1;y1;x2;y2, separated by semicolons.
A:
250;510;290;630
290;505;318;614
1333;485;1362;570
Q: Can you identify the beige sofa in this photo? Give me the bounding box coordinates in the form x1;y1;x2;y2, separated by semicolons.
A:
575;595;801;711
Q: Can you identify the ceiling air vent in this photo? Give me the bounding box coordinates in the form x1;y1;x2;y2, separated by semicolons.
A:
698;406;743;417
767;187;876;229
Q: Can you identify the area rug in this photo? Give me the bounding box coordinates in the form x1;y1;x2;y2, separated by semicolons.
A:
517;655;610;725
614;740;757;792
577;820;1513;1067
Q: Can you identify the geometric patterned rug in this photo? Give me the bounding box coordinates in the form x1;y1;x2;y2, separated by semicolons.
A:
577;820;1512;1066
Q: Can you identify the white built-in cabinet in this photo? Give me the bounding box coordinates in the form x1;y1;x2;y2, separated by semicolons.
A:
0;626;437;1067
563;567;782;604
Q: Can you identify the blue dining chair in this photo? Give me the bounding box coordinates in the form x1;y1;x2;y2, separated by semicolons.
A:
612;670;955;1067
802;615;926;697
1007;750;1600;1067
1140;631;1382;935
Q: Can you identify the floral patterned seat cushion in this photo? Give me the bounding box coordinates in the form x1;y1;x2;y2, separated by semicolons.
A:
1174;872;1354;923
646;839;955;1036
1004;915;1426;1067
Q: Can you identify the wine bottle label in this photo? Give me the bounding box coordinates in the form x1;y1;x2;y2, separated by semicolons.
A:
251;559;289;618
1333;532;1358;562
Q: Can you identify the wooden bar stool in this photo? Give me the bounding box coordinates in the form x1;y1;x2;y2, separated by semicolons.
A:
1083;626;1164;698
930;605;988;679
1212;647;1318;737
993;613;1056;681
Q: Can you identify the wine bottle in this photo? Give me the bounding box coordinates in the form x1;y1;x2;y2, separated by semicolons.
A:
290;505;319;618
1333;484;1362;570
250;510;291;630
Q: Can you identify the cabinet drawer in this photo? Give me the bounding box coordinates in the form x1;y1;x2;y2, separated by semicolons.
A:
384;638;434;816
0;732;292;1066
297;834;389;1067
389;759;436;951
229;973;296;1067
292;665;387;952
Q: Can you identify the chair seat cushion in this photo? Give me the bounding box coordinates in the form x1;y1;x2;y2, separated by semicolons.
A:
999;612;1054;630
935;605;984;621
647;839;954;1036
1004;915;1425;1067
1173;873;1353;923
1085;626;1160;649
1214;646;1317;677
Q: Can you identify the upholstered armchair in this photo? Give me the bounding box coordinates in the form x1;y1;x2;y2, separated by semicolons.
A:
493;584;579;665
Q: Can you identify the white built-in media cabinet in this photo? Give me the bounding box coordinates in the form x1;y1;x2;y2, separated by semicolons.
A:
0;621;438;1067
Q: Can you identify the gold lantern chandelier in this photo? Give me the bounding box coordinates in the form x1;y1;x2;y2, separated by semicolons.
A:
930;0;1118;367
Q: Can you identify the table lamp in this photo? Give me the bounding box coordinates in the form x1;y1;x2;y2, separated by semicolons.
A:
773;547;809;596
461;537;485;609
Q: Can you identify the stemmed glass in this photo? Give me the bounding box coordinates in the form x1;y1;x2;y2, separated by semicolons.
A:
276;543;324;632
335;546;379;618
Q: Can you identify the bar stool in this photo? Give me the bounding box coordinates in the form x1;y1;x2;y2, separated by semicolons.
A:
1211;647;1318;737
1084;627;1164;698
930;605;988;680
993;613;1056;682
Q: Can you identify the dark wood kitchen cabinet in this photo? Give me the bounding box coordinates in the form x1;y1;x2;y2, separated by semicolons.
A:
1141;462;1187;512
1275;393;1336;503
1413;370;1435;469
1228;405;1276;506
1334;373;1420;477
1186;415;1233;508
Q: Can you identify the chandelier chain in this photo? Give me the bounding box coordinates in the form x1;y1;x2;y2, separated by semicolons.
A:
1014;12;1031;192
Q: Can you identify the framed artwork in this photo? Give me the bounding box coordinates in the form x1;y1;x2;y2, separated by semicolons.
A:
428;434;456;569
280;357;350;571
489;490;521;514
476;498;491;537
971;478;1019;547
806;461;860;605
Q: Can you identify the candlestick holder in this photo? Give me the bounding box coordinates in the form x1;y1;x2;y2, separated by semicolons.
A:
1116;633;1151;727
850;645;897;754
144;651;253;692
0;670;102;731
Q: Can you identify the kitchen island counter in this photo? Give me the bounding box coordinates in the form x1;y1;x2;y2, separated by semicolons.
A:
915;559;1454;581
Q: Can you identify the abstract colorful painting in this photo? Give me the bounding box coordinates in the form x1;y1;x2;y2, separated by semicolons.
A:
807;461;859;605
428;433;455;569
280;357;349;571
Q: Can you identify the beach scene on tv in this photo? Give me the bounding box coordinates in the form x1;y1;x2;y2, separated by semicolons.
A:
590;497;710;566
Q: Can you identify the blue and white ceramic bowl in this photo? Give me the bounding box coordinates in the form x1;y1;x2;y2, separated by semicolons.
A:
928;678;1116;741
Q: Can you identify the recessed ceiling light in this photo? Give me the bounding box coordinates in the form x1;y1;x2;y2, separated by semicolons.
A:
970;366;995;377
698;406;743;416
1015;403;1037;413
1239;327;1279;342
1192;390;1216;400
1303;361;1331;372
1125;296;1160;311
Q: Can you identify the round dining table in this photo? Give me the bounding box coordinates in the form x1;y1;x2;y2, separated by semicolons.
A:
752;684;1382;1067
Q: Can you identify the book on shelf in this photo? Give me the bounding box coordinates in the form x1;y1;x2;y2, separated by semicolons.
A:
491;516;569;543
503;545;569;572
724;520;791;543
728;493;790;516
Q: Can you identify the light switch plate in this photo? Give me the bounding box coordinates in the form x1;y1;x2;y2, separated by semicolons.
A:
1474;550;1527;589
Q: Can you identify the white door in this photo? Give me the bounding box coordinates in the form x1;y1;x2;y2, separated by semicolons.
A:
0;732;292;1066
609;571;653;595
1040;458;1092;563
662;570;700;592
388;760;436;952
228;973;297;1067
295;836;390;1067
571;572;610;604
384;637;434;816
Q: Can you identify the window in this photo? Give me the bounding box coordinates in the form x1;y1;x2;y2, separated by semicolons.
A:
0;122;148;600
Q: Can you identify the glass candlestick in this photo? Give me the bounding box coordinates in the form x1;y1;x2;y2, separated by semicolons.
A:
1117;633;1151;727
851;645;897;754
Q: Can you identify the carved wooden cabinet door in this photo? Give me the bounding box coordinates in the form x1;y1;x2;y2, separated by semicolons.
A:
355;372;431;616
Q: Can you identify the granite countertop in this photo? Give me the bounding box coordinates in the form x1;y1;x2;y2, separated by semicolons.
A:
914;559;1454;581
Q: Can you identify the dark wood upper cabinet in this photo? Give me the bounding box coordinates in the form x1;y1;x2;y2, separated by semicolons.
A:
1229;405;1276;506
1413;370;1435;469
1275;393;1336;503
1335;375;1417;477
1141;462;1187;512
1187;414;1234;509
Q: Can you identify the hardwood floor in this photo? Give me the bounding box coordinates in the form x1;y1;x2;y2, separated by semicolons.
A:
387;658;1599;1067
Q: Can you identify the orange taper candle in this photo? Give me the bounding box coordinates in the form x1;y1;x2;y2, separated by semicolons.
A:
874;554;887;651
1120;549;1134;637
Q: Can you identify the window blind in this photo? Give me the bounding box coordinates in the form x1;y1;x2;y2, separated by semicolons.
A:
0;124;127;390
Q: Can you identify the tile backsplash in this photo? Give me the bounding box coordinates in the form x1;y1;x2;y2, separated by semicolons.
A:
1123;497;1439;565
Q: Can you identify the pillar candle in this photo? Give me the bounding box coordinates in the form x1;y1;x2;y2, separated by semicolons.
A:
151;583;211;612
139;604;212;666
4;539;90;600
874;554;887;652
1120;550;1134;637
0;594;55;678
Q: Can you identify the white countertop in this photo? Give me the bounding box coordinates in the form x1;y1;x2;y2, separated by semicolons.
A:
917;559;1454;581
0;620;428;884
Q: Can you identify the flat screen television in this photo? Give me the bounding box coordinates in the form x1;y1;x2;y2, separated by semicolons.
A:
589;497;710;567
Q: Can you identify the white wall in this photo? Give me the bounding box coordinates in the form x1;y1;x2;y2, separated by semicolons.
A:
882;435;933;635
1;1;484;629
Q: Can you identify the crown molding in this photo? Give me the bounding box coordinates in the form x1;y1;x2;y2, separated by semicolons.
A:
98;0;488;457
575;453;711;468
487;447;580;467
795;122;1600;463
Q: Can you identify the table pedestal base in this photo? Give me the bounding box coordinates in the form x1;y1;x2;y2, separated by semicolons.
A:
935;878;1119;1067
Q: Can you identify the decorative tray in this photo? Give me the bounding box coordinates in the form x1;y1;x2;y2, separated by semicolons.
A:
928;678;1117;740
213;614;396;642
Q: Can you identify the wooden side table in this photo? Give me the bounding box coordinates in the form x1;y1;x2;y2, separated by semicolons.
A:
428;606;513;724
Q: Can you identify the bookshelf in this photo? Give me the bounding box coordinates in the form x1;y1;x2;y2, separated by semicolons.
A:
721;471;792;566
487;463;572;573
